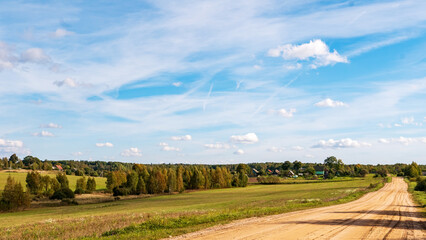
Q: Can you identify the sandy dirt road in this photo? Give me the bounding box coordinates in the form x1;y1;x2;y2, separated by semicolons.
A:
173;177;425;240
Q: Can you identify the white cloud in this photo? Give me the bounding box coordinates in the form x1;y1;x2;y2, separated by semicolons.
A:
274;108;296;118
267;146;284;153
305;154;314;158
159;142;181;152
268;39;348;68
378;137;418;146
230;133;259;144
253;64;262;70
0;139;23;148
292;146;304;151
204;143;231;149
312;138;371;149
394;123;402;127
32;131;55;137
171;135;192;141
0;138;29;155
54;77;78;88
52;28;74;38
96;142;114;147
41;123;62;128
234;149;244;155
314;98;348;108
121;147;142;157
172;82;183;87
20;48;50;63
162;145;181;152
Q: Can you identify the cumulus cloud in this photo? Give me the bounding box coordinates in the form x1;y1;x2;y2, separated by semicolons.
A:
32;131;55;137
314;98;348;108
52;28;74;38
159;142;181;152
171;135;192;141
20;48;50;63
230;133;259;144
0;138;29;155
121;147;142;157
234;149;245;155
204;143;231;149
268;39;348;68
96;142;114;147
41;123;62;128
0;139;23;148
267;146;285;153
172;82;183;87
312;138;371;149
271;108;296;118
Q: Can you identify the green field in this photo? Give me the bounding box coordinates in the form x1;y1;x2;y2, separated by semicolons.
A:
406;179;426;217
0;175;384;240
0;170;107;191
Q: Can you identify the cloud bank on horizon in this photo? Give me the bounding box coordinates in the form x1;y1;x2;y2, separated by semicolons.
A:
0;0;426;164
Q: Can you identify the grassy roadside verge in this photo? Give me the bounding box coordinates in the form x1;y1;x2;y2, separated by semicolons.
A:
93;177;389;240
405;178;426;217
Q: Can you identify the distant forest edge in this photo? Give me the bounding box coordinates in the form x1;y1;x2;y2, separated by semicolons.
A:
1;154;424;179
0;153;425;212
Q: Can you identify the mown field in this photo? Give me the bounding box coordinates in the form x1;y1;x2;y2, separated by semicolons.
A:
0;175;385;240
0;170;107;191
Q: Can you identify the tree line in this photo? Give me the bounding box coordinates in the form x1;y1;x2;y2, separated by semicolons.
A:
106;164;249;196
1;172;96;212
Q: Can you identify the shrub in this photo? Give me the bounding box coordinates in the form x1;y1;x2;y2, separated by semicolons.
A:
113;187;129;196
257;176;281;184
414;178;426;192
50;188;75;200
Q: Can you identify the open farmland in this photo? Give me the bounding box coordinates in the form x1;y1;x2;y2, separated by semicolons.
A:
0;175;384;240
0;170;107;191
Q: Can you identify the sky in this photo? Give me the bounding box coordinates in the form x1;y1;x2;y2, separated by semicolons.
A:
0;0;426;165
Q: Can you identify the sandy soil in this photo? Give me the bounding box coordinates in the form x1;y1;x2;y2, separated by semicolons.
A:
172;177;425;240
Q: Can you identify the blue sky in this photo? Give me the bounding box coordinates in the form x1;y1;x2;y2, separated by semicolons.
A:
1;0;426;164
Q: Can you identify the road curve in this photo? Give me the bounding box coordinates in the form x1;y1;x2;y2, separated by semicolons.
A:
173;177;425;240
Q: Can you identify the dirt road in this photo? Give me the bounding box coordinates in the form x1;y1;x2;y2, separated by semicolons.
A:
174;177;425;240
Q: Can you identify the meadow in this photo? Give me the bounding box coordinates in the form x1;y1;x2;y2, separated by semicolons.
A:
406;179;426;217
0;175;385;240
0;170;107;191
